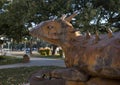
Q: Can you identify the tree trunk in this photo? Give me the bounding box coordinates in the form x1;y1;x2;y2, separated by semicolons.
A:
51;44;57;55
30;39;32;55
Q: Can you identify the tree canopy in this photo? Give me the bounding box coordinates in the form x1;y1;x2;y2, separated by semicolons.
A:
0;0;120;42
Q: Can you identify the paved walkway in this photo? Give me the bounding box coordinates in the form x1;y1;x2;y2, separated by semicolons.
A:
0;58;65;69
0;51;66;85
0;58;65;85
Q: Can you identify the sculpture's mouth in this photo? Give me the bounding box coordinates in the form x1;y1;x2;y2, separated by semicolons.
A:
30;30;43;42
30;23;48;41
29;22;45;38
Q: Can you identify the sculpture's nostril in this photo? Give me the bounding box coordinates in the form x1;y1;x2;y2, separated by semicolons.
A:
28;27;33;31
29;28;37;36
29;27;35;35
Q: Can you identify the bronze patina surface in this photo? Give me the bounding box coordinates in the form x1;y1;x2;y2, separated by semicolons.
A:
30;12;120;85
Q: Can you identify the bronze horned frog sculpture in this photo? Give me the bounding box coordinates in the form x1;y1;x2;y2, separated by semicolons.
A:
30;12;120;84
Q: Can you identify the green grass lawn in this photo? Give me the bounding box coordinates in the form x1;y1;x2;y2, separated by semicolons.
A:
37;55;63;59
0;66;62;85
0;56;23;65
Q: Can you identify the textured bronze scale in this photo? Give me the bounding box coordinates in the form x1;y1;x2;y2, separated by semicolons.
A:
30;12;120;85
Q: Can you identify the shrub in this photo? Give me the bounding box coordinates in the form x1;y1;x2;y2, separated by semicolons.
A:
38;47;51;56
0;56;5;60
59;49;63;56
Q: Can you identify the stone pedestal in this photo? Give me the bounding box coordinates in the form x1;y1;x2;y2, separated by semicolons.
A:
86;78;120;85
29;69;120;85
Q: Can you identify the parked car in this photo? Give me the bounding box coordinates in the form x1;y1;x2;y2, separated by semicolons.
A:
25;48;30;54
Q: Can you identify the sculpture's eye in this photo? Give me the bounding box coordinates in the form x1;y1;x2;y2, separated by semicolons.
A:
47;26;54;29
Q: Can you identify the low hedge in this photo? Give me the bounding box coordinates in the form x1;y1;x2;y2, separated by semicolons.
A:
38;47;51;56
0;55;23;65
38;47;63;57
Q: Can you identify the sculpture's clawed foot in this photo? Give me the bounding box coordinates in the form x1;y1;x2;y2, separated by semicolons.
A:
30;68;89;82
50;67;90;82
29;69;120;85
29;69;65;85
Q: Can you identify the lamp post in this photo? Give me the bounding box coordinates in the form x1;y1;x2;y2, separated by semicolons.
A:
0;37;4;55
7;41;10;53
24;38;27;54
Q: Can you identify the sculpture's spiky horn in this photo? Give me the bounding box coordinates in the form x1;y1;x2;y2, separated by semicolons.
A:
107;28;113;38
65;11;79;22
95;31;100;43
86;31;91;39
61;14;67;20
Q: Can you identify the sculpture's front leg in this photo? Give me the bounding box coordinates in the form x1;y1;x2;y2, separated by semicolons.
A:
29;68;89;85
29;68;120;85
50;67;89;81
